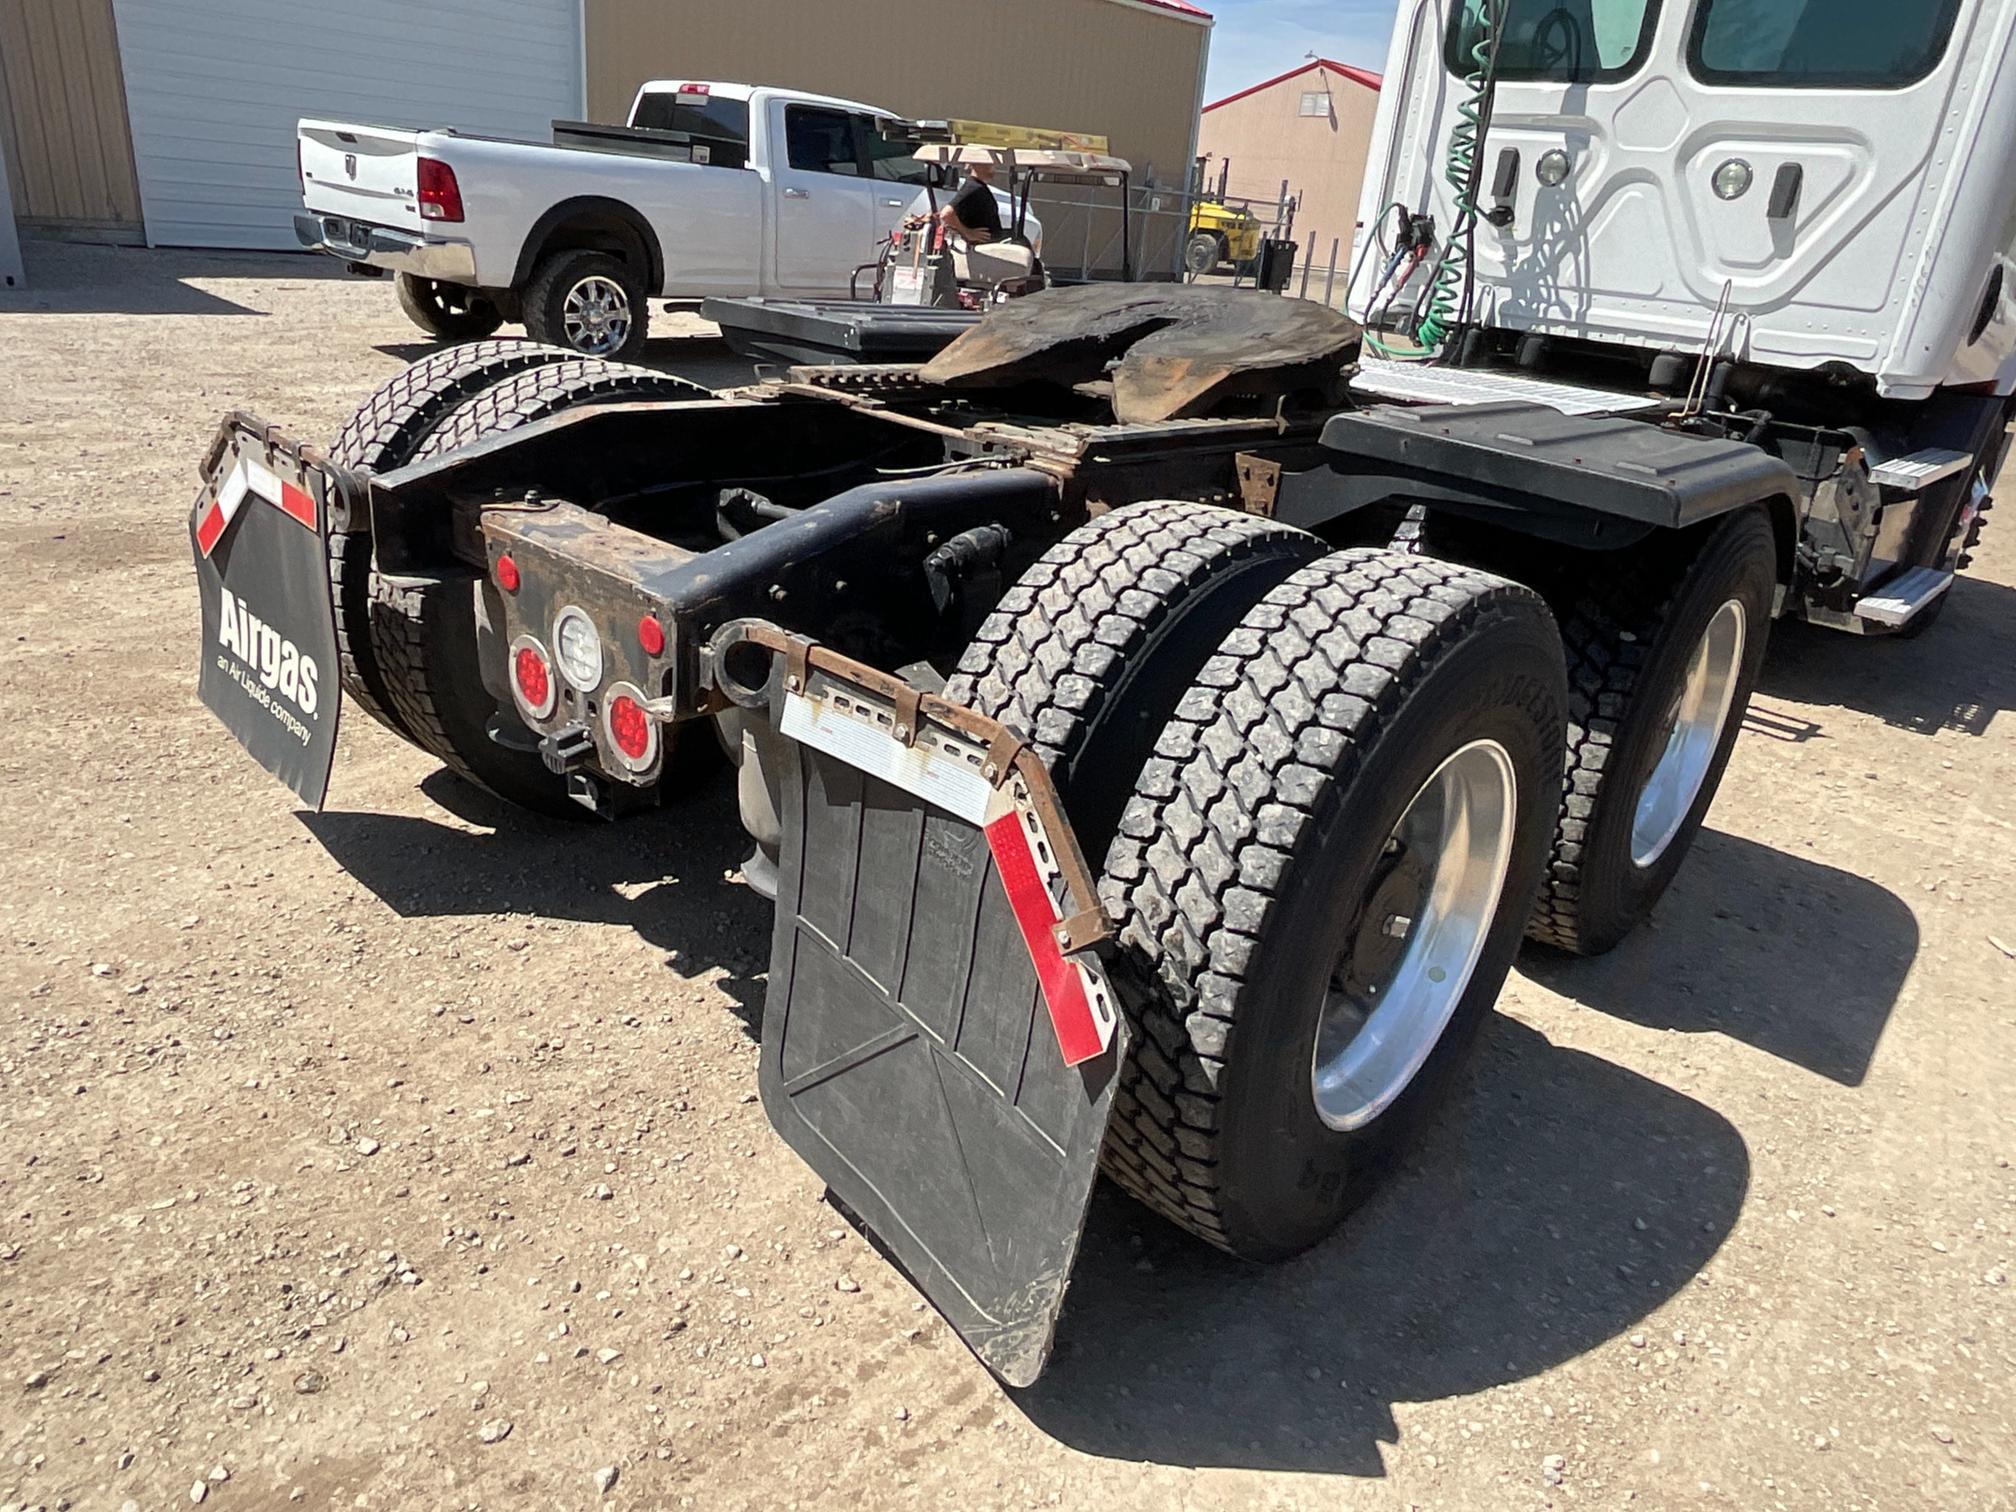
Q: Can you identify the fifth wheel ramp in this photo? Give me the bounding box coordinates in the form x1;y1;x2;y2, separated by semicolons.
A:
920;282;1362;423
709;621;1129;1386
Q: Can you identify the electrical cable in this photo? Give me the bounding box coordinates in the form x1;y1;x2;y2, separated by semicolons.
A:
1417;0;1507;355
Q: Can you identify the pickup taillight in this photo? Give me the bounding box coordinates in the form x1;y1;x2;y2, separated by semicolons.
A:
417;157;465;223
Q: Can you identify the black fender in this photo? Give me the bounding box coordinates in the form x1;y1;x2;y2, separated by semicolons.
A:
511;196;666;294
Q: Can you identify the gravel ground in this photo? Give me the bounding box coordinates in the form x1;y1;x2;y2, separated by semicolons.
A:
1;240;2012;1512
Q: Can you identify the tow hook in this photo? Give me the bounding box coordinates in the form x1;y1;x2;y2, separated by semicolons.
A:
539;723;597;775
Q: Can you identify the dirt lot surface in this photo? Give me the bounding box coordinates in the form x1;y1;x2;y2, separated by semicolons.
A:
2;242;2013;1512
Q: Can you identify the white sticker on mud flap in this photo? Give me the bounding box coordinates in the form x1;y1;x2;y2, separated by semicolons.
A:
780;690;992;825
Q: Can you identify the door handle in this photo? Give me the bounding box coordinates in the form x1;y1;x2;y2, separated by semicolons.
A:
883;198;907;208
783;187;811;200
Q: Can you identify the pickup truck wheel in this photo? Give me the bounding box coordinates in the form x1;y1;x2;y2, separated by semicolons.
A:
366;358;715;814
522;251;650;360
395;274;506;342
945;500;1321;860
328;340;585;739
1098;551;1565;1258
1528;509;1776;955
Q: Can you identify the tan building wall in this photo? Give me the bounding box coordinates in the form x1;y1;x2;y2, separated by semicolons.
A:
0;0;142;237
1198;61;1380;279
585;0;1210;274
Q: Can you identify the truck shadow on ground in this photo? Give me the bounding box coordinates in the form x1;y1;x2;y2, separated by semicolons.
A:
1518;829;1917;1087
1;239;341;317
298;767;774;1033
1755;575;2016;739
1021;1014;1750;1476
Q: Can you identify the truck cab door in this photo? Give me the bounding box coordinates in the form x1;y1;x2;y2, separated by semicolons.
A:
770;103;884;294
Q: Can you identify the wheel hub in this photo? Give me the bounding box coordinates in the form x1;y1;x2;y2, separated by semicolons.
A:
1630;598;1746;869
1311;739;1518;1133
563;276;632;355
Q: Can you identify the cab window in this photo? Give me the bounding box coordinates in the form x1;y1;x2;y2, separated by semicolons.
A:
866;124;928;185
1445;0;1661;84
1688;0;1964;89
784;106;862;177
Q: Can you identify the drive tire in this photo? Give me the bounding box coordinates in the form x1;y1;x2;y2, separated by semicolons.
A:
1099;550;1566;1258
366;359;713;815
945;500;1322;861
522;250;651;361
1528;509;1776;956
395;274;506;342
327;340;583;739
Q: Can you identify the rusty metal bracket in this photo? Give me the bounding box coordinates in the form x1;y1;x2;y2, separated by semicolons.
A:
708;619;1113;954
1236;452;1282;517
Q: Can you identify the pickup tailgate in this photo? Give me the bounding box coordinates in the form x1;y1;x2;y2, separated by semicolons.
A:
709;622;1127;1386
299;119;422;228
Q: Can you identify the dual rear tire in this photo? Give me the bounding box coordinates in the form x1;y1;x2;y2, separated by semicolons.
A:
327;343;711;814
950;503;1567;1259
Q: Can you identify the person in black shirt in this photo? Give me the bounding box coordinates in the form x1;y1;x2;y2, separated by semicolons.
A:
940;161;1005;246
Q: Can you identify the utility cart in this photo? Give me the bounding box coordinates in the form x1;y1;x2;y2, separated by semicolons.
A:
189;0;2015;1385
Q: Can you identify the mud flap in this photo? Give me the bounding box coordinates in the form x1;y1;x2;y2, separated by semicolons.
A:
712;622;1128;1386
189;415;345;809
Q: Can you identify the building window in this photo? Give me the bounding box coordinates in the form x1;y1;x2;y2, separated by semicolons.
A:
1299;90;1332;116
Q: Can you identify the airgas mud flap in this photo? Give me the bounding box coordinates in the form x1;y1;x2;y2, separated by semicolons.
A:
710;621;1128;1387
188;413;346;809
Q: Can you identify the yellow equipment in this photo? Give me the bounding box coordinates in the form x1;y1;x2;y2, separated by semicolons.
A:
1185;199;1263;275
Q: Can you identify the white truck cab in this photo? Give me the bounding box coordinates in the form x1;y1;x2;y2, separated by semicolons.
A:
1354;0;2016;398
297;81;937;358
1349;0;2016;636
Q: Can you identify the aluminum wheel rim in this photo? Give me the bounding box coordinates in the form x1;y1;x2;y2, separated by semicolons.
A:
562;276;631;356
1311;739;1518;1132
1631;599;1746;869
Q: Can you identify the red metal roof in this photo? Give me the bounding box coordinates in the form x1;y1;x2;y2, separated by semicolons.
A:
1203;57;1383;112
1124;0;1213;18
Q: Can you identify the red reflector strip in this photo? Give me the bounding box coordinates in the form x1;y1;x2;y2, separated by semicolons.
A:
984;811;1106;1068
276;480;316;530
194;497;231;557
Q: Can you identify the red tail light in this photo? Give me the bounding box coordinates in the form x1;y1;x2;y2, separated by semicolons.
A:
495;553;521;593
637;615;665;657
417;157;465;223
511;638;556;721
603;683;659;772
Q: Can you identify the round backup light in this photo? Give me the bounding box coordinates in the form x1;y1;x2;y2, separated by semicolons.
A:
552;606;604;693
1712;158;1754;201
1535;149;1572;188
494;553;521;593
638;615;666;658
510;636;557;721
603;682;659;771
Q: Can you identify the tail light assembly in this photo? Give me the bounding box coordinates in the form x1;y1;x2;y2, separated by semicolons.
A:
417;156;465;223
602;682;660;773
510;636;557;722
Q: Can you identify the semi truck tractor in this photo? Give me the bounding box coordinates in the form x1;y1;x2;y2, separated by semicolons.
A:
192;0;2013;1384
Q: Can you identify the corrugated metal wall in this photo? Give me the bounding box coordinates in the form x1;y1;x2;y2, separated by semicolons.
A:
585;0;1209;275
111;0;584;251
0;0;144;238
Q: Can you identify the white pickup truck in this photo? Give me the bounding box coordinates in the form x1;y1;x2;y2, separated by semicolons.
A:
295;81;941;359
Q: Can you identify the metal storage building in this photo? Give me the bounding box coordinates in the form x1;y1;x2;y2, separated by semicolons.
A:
0;0;1212;271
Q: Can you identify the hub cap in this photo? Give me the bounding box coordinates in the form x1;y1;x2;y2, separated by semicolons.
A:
562;276;632;356
1631;599;1746;869
1312;739;1518;1132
